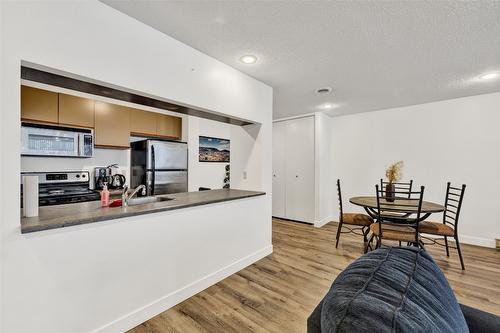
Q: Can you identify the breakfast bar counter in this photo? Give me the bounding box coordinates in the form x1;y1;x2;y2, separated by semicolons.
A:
20;189;266;233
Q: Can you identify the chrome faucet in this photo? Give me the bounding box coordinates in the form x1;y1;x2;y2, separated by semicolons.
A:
122;185;147;207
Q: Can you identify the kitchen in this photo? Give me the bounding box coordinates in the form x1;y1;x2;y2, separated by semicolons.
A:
19;68;266;233
1;2;272;330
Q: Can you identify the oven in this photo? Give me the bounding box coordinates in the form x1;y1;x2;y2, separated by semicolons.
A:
21;171;100;206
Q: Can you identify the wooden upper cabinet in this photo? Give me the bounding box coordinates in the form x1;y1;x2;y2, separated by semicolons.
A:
58;93;95;128
157;114;182;139
94;101;131;148
21;85;58;123
130;110;182;139
130;108;157;136
21;85;182;143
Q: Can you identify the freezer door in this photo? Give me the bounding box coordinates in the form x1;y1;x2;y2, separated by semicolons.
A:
153;171;188;195
146;140;187;170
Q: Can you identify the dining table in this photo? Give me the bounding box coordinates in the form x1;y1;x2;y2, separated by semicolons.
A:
349;196;445;222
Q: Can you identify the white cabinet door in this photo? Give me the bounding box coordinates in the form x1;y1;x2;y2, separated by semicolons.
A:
284;116;315;223
272;121;286;218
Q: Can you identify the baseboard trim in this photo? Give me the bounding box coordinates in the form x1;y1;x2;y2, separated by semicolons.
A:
91;245;273;333
314;215;334;228
316;221;495;248
459;235;496;248
428;234;495;248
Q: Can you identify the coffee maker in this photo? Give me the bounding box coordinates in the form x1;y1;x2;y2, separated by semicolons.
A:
94;165;126;190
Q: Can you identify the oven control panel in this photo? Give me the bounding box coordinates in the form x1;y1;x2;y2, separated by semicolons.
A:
21;171;90;184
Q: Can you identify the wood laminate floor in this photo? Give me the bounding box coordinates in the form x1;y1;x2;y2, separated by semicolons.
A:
129;218;500;333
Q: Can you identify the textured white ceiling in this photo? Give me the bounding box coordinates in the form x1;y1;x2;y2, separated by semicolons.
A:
102;1;500;119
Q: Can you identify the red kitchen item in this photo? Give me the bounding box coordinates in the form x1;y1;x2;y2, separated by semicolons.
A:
108;199;122;207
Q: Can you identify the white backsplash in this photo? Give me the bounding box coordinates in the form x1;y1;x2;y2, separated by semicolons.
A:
21;148;130;189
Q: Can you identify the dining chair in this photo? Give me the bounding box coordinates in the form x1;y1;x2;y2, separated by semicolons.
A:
335;179;374;251
419;183;466;270
380;179;413;198
367;184;425;251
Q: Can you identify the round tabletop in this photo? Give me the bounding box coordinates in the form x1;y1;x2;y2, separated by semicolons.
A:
349;196;445;214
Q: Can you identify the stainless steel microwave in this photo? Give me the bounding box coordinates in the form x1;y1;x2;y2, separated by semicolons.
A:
21;123;94;157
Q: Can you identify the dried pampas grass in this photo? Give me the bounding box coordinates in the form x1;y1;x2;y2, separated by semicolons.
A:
386;161;404;183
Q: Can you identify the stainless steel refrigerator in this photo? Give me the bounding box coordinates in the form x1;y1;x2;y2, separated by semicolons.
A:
130;139;188;196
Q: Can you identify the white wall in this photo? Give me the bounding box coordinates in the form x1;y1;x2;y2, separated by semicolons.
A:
330;92;500;248
315;113;335;226
1;1;272;332
230;123;265;192
187;118;263;192
188;118;230;191
0;1;4;330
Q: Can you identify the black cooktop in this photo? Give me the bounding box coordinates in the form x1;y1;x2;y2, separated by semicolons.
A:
22;171;101;207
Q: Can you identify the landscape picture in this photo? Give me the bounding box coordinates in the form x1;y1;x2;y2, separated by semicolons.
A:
199;136;230;162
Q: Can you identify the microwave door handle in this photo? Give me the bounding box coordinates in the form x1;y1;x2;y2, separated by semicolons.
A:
78;133;83;156
88;134;94;157
83;133;93;157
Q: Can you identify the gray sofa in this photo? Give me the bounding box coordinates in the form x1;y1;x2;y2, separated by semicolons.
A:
308;247;500;332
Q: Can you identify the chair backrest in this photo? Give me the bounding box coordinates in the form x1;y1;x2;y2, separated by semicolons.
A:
443;182;466;236
380;179;413;199
336;179;343;222
375;184;425;244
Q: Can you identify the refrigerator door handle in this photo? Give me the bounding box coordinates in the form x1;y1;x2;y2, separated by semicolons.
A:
150;145;155;196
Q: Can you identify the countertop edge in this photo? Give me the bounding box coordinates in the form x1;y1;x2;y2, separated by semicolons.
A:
21;190;266;234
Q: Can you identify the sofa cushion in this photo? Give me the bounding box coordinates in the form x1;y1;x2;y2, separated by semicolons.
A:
320;247;468;332
308;299;324;333
460;304;500;333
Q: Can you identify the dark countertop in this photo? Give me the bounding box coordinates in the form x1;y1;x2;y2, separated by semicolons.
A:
20;189;266;234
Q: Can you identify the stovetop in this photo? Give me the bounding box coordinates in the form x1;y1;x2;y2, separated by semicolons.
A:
39;184;98;198
22;171;100;206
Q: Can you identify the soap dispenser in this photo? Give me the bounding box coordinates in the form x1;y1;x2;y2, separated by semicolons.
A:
100;183;110;207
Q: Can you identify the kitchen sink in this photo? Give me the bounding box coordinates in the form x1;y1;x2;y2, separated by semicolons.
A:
127;196;174;206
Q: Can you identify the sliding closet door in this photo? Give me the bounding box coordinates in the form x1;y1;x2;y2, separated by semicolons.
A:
272;121;286;218
285;116;315;223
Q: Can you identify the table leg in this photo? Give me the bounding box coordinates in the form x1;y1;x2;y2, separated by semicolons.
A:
364;207;378;219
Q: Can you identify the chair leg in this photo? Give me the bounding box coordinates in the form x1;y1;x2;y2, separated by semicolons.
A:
362;228;371;253
398;241;401;246
444;236;450;257
335;222;343;248
365;234;374;253
455;237;465;270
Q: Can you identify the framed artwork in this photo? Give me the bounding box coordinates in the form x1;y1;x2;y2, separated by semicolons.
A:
199;136;230;162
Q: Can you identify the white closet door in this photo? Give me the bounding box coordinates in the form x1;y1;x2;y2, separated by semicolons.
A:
272;121;286;218
285;116;315;223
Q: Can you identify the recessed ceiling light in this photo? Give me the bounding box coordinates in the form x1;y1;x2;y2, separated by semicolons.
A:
318;103;339;110
240;55;257;64
478;71;500;81
316;87;333;94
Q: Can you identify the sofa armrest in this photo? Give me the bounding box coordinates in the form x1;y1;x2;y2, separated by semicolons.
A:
460;303;500;333
307;299;323;333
